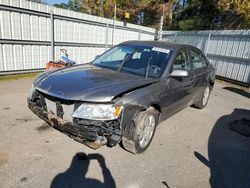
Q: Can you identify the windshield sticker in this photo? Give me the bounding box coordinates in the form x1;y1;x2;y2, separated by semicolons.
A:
152;47;170;54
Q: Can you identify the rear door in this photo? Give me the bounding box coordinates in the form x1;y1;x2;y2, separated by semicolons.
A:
188;48;210;100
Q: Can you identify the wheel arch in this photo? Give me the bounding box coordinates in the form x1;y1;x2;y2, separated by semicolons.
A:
150;103;161;113
148;103;162;123
209;79;215;89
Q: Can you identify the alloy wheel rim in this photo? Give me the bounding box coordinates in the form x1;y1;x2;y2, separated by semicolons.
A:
139;115;156;148
202;87;210;106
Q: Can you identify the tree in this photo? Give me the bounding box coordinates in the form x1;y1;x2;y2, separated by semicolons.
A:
54;0;82;12
171;0;250;30
216;0;250;29
53;0;175;30
82;0;99;15
102;0;115;18
171;0;217;30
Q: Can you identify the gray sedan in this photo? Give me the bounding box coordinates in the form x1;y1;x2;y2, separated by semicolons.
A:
28;41;215;154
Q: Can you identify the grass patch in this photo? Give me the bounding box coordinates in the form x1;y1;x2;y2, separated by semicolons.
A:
0;72;41;81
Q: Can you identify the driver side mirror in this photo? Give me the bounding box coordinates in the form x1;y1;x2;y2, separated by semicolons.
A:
170;69;189;77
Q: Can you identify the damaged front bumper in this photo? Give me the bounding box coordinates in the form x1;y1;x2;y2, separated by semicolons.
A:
27;92;122;149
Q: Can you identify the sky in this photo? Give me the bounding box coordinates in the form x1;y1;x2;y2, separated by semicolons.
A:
46;0;68;5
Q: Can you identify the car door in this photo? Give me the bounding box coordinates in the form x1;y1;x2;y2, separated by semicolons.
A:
161;48;195;119
188;48;210;100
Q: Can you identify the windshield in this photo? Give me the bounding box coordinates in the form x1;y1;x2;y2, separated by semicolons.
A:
92;44;172;78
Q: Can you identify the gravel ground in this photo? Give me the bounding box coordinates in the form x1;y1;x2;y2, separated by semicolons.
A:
0;77;249;188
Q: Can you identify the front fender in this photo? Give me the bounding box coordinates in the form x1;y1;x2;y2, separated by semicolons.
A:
118;83;162;129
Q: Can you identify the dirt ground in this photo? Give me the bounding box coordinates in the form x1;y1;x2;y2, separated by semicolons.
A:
0;77;249;188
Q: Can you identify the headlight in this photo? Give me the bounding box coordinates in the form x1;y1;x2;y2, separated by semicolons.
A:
72;104;123;120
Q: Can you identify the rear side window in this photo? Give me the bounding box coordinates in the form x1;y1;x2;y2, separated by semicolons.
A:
189;49;207;70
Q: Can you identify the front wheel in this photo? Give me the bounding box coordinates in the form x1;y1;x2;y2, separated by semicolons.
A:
193;85;211;109
122;107;159;154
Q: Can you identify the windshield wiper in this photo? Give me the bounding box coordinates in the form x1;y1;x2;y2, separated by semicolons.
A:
145;57;152;78
117;48;139;72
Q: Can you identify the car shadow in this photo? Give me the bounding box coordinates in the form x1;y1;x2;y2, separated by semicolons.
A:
51;152;116;188
223;86;250;98
194;108;250;188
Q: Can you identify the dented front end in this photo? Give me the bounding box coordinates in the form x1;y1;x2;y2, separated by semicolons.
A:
28;90;122;149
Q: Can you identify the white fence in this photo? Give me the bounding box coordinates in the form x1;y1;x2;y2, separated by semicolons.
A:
162;30;250;85
0;0;155;74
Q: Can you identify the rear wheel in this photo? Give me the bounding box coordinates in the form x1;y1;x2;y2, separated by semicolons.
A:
122;107;159;154
193;85;211;109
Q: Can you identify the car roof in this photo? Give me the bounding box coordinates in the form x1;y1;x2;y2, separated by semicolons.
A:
120;40;194;51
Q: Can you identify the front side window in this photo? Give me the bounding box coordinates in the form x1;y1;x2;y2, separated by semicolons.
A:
189;49;207;70
93;45;173;78
172;49;189;71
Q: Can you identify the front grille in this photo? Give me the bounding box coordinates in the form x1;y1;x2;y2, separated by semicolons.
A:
74;118;120;137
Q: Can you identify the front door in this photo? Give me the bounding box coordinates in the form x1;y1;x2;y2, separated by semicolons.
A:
161;49;195;119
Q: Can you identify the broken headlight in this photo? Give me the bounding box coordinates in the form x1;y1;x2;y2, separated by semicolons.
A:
72;104;123;120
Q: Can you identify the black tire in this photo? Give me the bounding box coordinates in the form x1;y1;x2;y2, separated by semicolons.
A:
122;107;159;154
193;85;211;109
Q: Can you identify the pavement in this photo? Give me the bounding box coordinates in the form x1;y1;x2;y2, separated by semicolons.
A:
0;77;249;188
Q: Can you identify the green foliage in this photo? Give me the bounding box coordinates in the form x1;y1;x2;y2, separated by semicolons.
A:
54;0;82;12
52;0;170;29
178;18;202;30
216;0;250;29
173;0;250;30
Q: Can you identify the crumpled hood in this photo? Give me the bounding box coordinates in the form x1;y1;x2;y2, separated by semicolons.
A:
34;64;158;102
